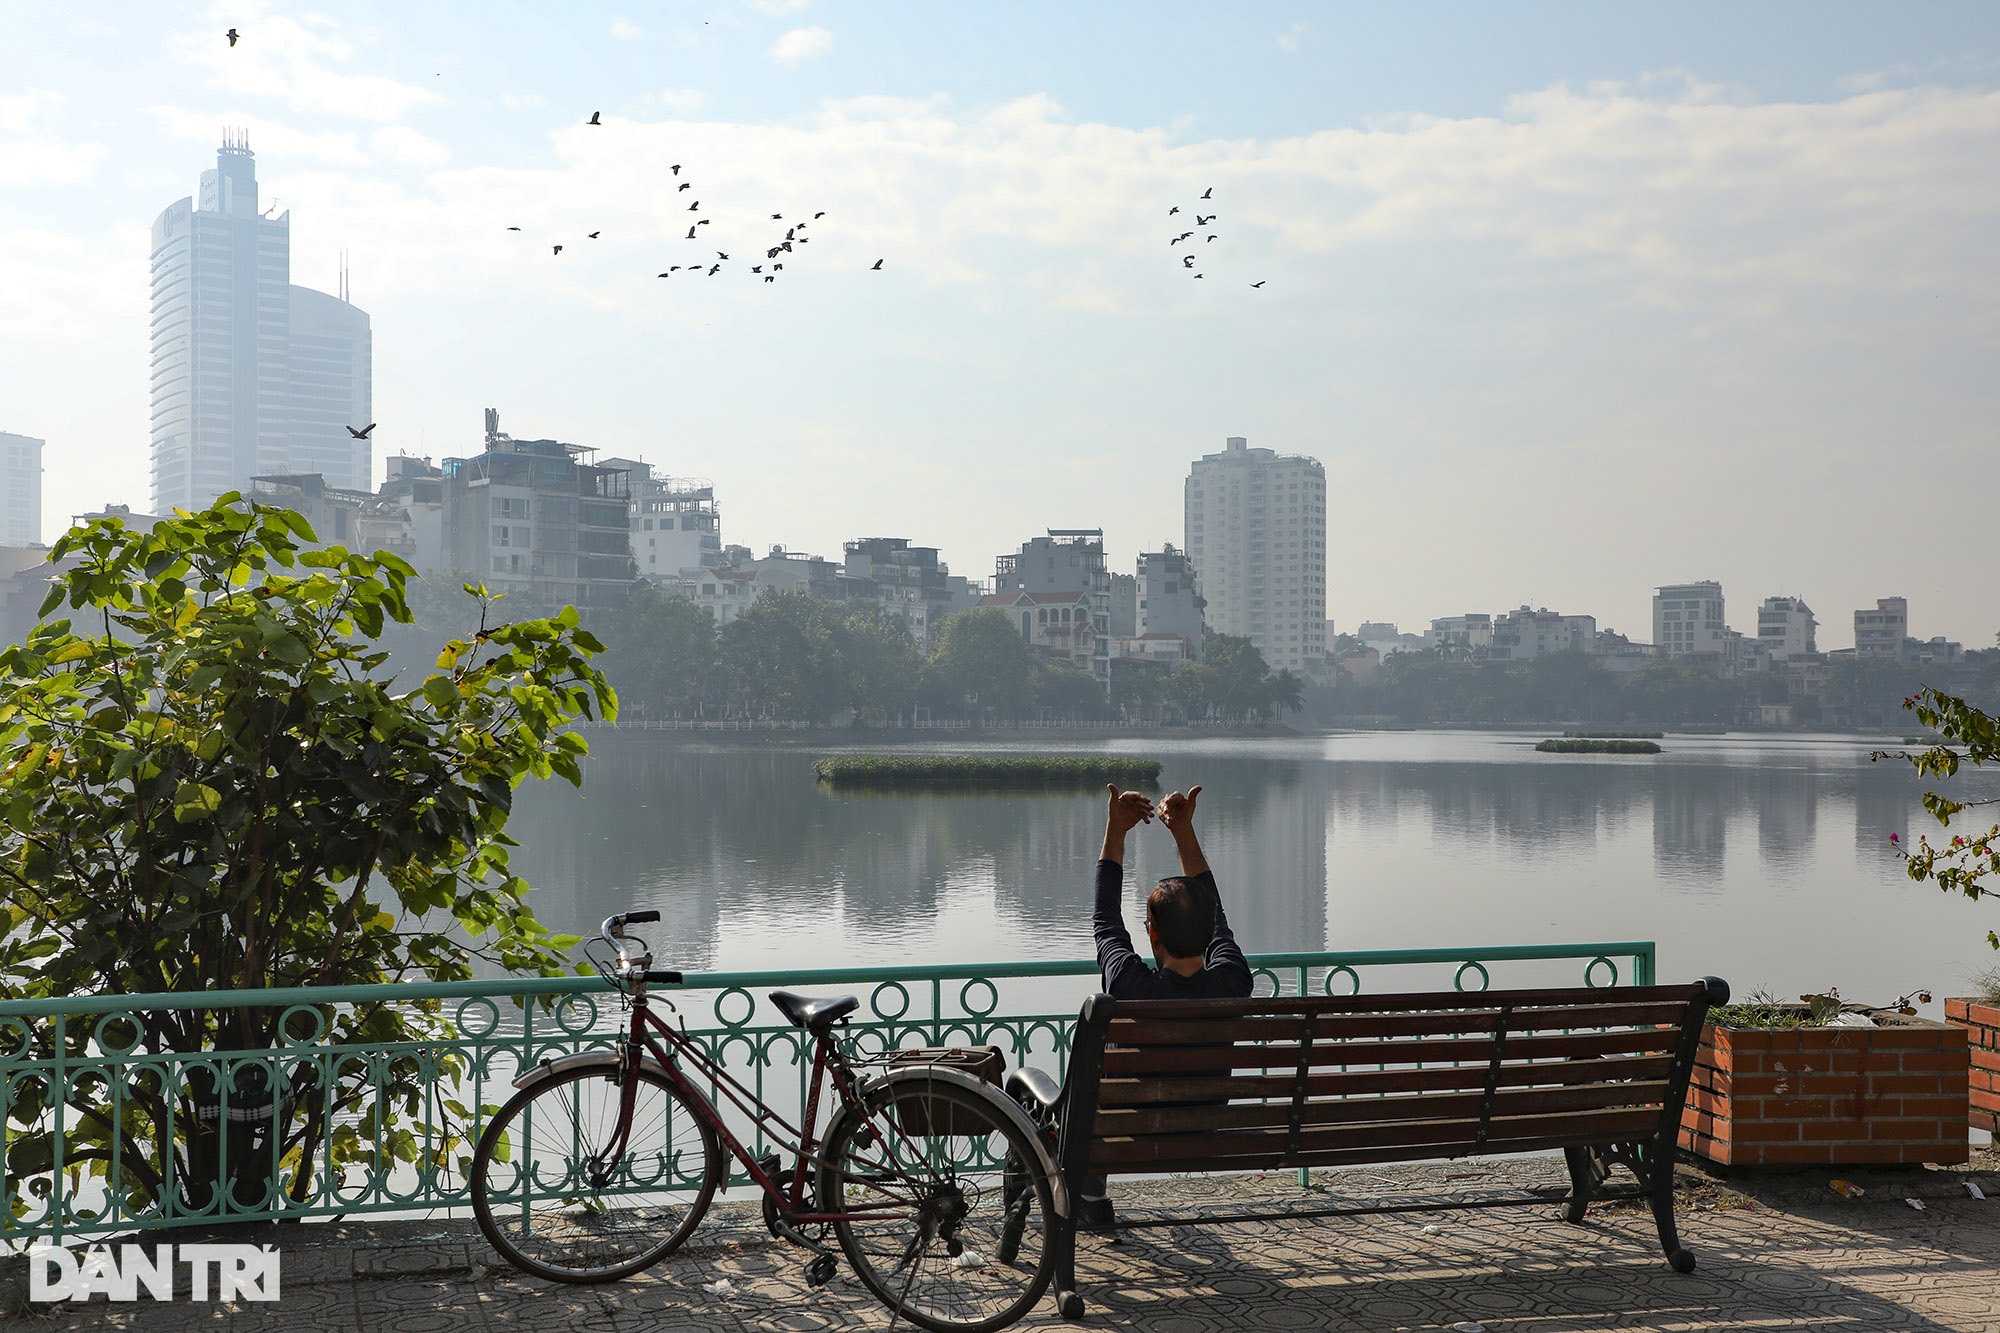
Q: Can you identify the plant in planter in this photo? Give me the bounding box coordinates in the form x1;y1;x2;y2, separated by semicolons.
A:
1680;988;1968;1169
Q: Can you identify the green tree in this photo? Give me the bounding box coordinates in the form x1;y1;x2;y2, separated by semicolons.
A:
1201;632;1272;721
1823;656;1931;729
0;500;610;1221
1263;668;1306;719
1031;657;1103;717
1163;662;1220;722
1622;658;1744;726
595;584;720;719
1894;688;2000;949
716;589;847;722
839;605;922;722
921;608;1035;720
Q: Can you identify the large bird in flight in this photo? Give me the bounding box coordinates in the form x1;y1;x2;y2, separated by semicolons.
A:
588;112;602;126
347;423;376;439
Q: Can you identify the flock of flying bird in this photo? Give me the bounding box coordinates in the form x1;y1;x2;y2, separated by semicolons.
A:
1167;186;1265;289
223;26;1268;299
510;112;877;285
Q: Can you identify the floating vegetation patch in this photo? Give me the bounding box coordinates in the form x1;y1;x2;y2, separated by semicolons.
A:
813;755;1163;788
1562;729;1665;740
1535;738;1663;755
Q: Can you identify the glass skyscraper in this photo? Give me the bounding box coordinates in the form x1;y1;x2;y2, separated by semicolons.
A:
149;134;371;513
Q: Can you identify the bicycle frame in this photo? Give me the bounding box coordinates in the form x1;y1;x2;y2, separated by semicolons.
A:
607;989;929;1227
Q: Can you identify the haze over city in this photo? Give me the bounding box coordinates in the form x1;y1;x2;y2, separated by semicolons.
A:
3;1;1997;644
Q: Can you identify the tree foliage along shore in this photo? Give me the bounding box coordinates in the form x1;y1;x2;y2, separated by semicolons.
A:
1309;645;2000;730
577;588;1306;726
812;755;1163;788
0;499;611;1222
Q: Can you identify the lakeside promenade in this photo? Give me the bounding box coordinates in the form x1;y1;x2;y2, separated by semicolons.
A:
9;1149;1996;1332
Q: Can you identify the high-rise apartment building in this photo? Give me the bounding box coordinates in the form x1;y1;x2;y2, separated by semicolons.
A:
1756;596;1818;660
0;431;44;546
1653;582;1726;657
1854;597;1909;660
1183;436;1325;675
601;459;723;580
149;135;371;513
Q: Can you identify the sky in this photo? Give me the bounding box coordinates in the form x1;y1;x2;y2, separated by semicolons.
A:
2;1;1998;647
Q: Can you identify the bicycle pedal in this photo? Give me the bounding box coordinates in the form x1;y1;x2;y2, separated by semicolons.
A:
804;1252;838;1288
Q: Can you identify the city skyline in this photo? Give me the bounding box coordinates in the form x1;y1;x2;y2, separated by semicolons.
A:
2;4;1997;644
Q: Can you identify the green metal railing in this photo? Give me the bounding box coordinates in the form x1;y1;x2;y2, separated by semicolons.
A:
1;941;1653;1245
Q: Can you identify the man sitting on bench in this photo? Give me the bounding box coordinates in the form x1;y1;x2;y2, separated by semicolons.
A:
1079;781;1253;1226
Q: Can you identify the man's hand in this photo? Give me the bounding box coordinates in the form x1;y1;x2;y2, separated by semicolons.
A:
1160;784;1202;834
1104;783;1155;835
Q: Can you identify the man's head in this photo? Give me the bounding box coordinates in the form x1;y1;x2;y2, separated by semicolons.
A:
1145;875;1216;970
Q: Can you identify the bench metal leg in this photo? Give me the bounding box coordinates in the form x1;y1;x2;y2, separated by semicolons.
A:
1561;1145;1607;1224
1054;1215;1084;1319
1649;1158;1695;1273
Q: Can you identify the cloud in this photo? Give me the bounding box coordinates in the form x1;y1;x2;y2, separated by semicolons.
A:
0;91;111;191
167;11;443;123
748;0;812;13
371;126;450;168
610;17;643;41
1278;22;1307;53
768;26;832;67
502;92;548;110
655;88;708;114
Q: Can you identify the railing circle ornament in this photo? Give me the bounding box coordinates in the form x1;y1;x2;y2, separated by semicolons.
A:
554;994;600;1036
90;1013;145;1057
715;987;758;1030
1453;961;1491;992
276;1004;328;1046
454;996;502;1039
869;981;911;1023
1320;966;1361;997
1250;967;1281;999
0;1016;31;1059
1584;955;1619;988
958;977;1000;1019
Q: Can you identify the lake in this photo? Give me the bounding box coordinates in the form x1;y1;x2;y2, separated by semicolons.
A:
508;730;2000;1018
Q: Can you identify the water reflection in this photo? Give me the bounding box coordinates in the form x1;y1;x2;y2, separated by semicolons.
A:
505;732;1993;1002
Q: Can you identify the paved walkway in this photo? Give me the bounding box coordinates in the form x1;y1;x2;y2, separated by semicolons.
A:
6;1149;1999;1332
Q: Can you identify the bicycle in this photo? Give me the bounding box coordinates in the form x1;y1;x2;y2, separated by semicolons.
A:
469;910;1061;1333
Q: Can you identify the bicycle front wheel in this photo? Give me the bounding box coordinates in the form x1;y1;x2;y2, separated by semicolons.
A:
819;1077;1056;1333
471;1064;722;1282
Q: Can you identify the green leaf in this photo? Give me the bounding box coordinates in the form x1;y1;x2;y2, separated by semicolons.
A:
171;781;222;822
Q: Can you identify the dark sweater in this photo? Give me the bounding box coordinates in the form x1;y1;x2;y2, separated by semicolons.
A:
1093;859;1253;1000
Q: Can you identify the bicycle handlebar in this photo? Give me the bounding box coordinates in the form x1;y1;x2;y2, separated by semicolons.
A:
597;912;682;987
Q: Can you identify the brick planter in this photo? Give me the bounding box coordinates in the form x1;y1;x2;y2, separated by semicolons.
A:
1679;1016;1968;1168
1944;998;2000;1136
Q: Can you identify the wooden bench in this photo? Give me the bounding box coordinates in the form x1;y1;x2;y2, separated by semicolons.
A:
1010;978;1729;1320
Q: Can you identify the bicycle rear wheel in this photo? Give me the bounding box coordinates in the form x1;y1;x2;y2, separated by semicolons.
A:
819;1077;1056;1333
471;1064;722;1282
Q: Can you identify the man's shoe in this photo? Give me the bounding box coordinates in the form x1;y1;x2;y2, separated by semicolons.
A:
1075;1196;1117;1231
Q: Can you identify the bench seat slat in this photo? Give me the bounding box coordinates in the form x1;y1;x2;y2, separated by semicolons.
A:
1109;984;1702;1021
1088;1125;1657;1175
1099;1026;1680;1076
1107;1001;1690;1047
1087;1106;1662;1170
1097;1053;1678;1107
1094;1079;1672;1137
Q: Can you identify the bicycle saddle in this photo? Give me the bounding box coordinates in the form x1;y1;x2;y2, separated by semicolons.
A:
768;990;860;1031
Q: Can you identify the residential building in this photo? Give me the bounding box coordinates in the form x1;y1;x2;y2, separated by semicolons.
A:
1756;596;1818;661
149;135;372;512
602;459;723;580
1855;597;1909;660
1184;436;1325;676
377;455;443;571
1135;546;1204;659
995;530;1110;681
246;473;371;547
1426;613;1493;657
1357;622;1422;659
1108;573;1137;639
439;410;635;610
1488;606;1597;661
842;537;978;650
980;589;1097;674
0;431;43;546
1653;582;1727;658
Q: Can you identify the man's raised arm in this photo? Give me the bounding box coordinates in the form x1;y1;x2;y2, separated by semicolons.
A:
1095;784;1156;994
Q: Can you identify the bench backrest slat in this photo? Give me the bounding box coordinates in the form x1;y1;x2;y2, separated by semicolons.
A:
1095;1078;1672;1138
1096;1052;1678;1106
1105;999;1692;1047
1098;1025;1682;1076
